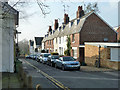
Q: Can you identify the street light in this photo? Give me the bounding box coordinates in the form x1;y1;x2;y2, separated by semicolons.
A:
16;30;21;60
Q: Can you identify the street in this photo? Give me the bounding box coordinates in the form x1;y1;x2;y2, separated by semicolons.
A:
20;58;120;89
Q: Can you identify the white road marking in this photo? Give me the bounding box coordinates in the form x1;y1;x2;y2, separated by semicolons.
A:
51;76;119;81
103;72;119;77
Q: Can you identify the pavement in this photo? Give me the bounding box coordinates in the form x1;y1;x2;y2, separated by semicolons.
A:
80;66;114;72
2;73;21;89
20;58;120;89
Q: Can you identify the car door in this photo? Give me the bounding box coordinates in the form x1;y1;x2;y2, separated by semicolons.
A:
48;56;51;65
40;54;43;62
57;57;63;68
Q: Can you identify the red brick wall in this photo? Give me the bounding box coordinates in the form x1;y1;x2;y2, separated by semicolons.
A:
70;33;80;47
45;40;54;53
117;27;120;41
70;33;80;60
85;44;120;70
80;13;117;45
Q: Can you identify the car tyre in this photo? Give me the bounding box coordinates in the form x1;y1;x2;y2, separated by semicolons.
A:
42;60;44;64
77;67;80;71
62;65;65;71
55;64;57;68
51;63;53;67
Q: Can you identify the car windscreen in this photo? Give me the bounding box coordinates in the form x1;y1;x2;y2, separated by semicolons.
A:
51;56;59;59
44;54;51;57
63;57;75;61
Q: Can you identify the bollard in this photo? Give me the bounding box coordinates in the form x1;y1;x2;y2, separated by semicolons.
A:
23;72;27;88
28;76;33;89
36;84;41;90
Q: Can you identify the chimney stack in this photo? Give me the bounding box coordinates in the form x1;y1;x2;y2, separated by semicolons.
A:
64;14;69;24
48;26;52;32
54;19;59;30
76;6;84;18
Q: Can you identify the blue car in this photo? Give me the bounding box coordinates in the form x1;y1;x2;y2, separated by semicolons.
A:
55;56;80;70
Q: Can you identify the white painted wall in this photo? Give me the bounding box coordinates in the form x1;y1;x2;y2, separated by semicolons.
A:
42;42;44;50
54;37;58;53
0;2;16;72
58;36;67;55
0;2;2;72
111;48;120;61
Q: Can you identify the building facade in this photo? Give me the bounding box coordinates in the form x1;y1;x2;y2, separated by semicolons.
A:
29;40;34;54
34;37;43;53
85;42;120;70
0;2;19;72
117;26;120;41
42;6;117;63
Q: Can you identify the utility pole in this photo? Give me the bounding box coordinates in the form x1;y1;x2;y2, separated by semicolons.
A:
14;30;21;73
98;45;101;68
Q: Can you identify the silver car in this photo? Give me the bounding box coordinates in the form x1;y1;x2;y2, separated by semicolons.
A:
47;55;59;66
39;53;51;64
55;56;80;70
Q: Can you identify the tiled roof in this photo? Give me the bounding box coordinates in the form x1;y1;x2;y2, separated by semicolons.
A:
42;11;94;42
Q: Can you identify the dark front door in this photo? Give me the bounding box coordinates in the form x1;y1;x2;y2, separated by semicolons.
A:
79;47;84;62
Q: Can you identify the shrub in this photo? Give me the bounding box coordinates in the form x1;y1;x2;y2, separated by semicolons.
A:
51;52;59;55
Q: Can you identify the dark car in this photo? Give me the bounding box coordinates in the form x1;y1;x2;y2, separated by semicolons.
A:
25;55;31;59
55;56;80;70
47;55;59;66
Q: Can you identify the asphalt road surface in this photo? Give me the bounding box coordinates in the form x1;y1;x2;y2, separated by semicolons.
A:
20;58;120;90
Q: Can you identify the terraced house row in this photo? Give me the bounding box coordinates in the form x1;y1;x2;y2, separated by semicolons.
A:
42;6;117;62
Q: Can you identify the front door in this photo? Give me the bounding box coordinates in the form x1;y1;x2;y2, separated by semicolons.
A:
79;47;84;62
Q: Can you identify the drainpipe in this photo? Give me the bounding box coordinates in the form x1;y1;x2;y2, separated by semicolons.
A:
98;45;101;68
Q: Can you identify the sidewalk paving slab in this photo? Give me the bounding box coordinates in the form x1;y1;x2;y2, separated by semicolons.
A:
81;66;116;72
2;73;21;89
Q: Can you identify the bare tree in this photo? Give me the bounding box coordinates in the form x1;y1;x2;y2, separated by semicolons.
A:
8;0;50;18
18;39;29;55
84;2;100;14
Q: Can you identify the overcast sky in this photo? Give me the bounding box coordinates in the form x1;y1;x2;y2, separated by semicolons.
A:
11;0;118;41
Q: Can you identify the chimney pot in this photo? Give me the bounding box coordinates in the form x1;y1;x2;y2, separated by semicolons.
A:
77;6;84;18
48;26;52;32
54;19;59;30
64;13;69;24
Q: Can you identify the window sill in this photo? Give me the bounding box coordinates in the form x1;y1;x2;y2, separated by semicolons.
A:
72;41;75;43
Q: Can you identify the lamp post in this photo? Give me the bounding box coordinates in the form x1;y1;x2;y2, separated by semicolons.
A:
16;30;21;60
98;45;101;68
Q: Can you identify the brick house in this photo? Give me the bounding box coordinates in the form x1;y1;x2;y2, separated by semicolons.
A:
117;26;120;41
43;26;55;53
42;6;117;63
85;42;120;70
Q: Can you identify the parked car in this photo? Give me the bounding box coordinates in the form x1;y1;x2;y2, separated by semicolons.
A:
39;53;51;64
55;56;80;70
25;55;31;59
29;55;34;59
36;54;41;62
47;55;59;66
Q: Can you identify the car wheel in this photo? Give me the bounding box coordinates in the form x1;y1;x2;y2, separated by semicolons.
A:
42;60;44;64
62;65;65;71
77;67;80;71
55;64;57;68
51;63;53;67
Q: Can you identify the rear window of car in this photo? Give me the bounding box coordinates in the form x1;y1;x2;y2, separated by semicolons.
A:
44;54;51;57
51;56;59;59
63;57;75;61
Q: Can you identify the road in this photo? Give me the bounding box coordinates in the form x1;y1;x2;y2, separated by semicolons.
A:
20;58;120;90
